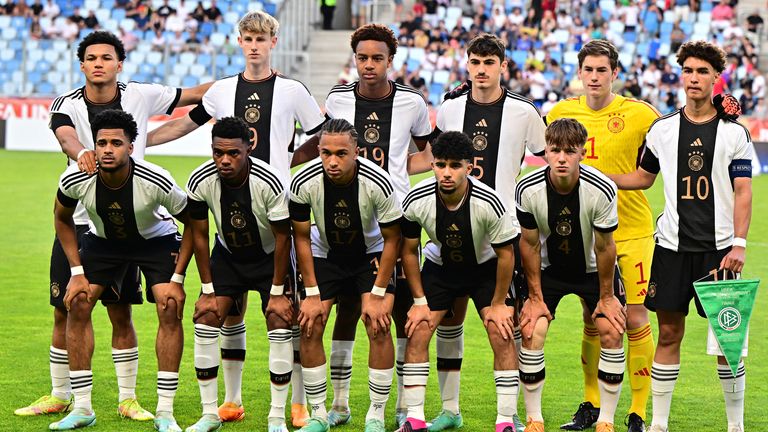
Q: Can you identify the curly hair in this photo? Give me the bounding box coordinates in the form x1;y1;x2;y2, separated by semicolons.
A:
91;109;138;143
77;31;126;62
545;118;588;150
211;116;251;144
350;24;398;57
466;33;506;62
432;131;473;162
676;41;726;73
577;39;619;70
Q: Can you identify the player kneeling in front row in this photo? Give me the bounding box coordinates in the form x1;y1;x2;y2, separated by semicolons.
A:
184;117;295;432
52;110;191;431
289;118;403;432
398;131;523;432
515;118;626;432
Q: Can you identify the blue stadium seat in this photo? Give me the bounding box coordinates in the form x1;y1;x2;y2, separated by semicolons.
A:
224;65;240;76
512;50;528;67
36;82;55;95
11;16;27;29
199;21;215;38
215;54;229;69
679;21;693;36
430;81;444;96
198;53;212;67
217;22;234;35
263;2;277;16
231;55;245;67
182;75;199;87
27;71;43;84
406;58;421;72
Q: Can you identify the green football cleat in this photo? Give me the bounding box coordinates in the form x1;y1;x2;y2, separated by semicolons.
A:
154;411;182;432
364;418;386;432
15;394;73;416
327;408;351;426
512;414;526;432
118;398;154;421
184;414;222;432
48;408;96;430
427;410;463;431
395;409;408;428
297;416;330;432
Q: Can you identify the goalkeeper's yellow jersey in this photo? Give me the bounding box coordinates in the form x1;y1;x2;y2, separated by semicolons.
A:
545;95;661;242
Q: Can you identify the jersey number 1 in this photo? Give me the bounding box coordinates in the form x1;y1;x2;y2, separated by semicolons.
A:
586;137;598;160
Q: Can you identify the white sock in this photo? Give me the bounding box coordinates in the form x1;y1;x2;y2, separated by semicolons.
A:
395;338;407;411
367;367;393;422
650;362;679;430
112;347;139;402
302;364;328;419
70;370;93;412
291;325;305;405
330;340;354;411
596;348;625;424
268;329;294;419
519;348;545;422
220;322;246;406
494;370;519;425
194;324;220;416
436;325;463;414
718;361;745;428
50;346;71;400
156;371;178;414
402;362;430;422
513;327;522;398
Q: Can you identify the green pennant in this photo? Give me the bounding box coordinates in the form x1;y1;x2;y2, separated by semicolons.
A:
693;278;760;376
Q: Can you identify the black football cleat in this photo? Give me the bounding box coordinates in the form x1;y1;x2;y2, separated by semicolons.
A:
625;413;645;432
560;402;599;430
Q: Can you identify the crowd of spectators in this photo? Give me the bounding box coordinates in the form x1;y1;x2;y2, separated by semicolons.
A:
339;0;767;116
1;0;224;52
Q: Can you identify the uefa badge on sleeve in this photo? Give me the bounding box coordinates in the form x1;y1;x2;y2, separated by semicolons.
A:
693;271;759;376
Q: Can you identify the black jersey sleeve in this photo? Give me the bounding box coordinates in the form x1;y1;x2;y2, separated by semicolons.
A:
56;188;78;208
187;198;209;220
189;104;213;126
516;208;538;230
639;148;660;174
50;113;75;132
289;200;311;222
401;218;422;239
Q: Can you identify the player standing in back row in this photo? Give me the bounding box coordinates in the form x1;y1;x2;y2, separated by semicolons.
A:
609;41;753;432
148;11;326;426
427;33;546;432
545;40;659;432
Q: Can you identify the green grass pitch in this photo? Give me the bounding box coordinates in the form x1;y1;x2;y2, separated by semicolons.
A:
0;149;766;431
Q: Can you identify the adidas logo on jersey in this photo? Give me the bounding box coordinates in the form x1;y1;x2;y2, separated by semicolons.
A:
248;92;260;101
336;200;348;208
691;138;703;147
366;112;379;121
475;119;488;127
637;288;647;296
448;223;460;231
109;202;121;210
559;207;571;216
634;367;650;377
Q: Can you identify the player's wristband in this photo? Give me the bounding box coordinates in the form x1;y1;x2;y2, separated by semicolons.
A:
371;285;387;297
305;285;320;297
733;237;747;248
201;282;214;295
76;148;89;160
171;273;185;284
270;284;285;295
413;296;428;306
70;265;84;276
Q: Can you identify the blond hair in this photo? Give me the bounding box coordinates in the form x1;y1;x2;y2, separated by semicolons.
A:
238;11;279;37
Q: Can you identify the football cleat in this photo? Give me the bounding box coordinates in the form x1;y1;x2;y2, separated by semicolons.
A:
523;419;544;432
297;416;330;432
49;408;96;430
364;418;386;432
728;425;744;432
512;414;526;432
327;408;351;426
118;398;154;421
218;402;245;422
625;413;645;432
292;403;310;427
646;425;668;432
560;402;599;430
15;394;73;416
595;422;615;432
395;419;428;432
267;417;290;432
395;409;408;428
184;414;222;432
427;410;463;431
154;411;182;432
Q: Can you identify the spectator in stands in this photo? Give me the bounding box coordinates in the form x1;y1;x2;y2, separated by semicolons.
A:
29;15;43;38
319;0;335;29
556;8;573;30
59;16;80;42
522;8;540;36
525;62;549;107
660;63;680;87
169;30;185;53
337;64;355;84
641;61;661;89
165;9;185;32
151;28;166;52
508;7;524;26
205;0;222;23
132;4;152;31
723;18;744;39
69;6;84;28
619;0;640;33
156;0;175;21
176;0;189;19
641;1;663;37
84;10;99;29
12;0;30;17
184;11;198;31
30;0;42;16
673;0;694;23
191;1;206;22
42;0;58;18
670;22;686;53
740;86;756;115
185;29;201;52
119;26;138;52
408;67;427;90
540;91;558;115
711;0;734;32
746;10;764;35
540;9;557;32
751;68;766;99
